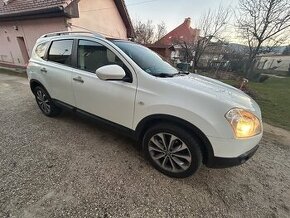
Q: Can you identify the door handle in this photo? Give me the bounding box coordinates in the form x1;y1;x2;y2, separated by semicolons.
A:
40;68;47;73
73;76;84;83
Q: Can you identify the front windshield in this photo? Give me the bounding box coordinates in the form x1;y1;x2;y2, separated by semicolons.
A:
113;41;178;77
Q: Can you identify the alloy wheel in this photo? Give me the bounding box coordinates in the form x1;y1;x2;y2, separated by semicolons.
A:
148;133;192;173
36;89;51;114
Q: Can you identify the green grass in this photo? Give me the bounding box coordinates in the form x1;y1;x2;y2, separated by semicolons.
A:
223;77;290;131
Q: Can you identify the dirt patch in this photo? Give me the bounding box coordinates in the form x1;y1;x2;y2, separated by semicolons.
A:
263;123;290;149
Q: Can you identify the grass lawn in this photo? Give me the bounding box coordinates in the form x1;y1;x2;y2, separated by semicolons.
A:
223;77;290;131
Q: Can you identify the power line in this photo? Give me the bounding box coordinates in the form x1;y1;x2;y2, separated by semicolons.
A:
125;0;161;7
68;24;118;38
80;0;161;13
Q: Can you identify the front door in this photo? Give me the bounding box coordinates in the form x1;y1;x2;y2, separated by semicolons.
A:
72;39;137;129
17;37;30;64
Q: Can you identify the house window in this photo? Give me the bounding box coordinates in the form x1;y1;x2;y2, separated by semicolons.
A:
48;40;73;66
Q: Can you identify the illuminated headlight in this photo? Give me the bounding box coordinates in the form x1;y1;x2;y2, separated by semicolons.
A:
225;108;261;138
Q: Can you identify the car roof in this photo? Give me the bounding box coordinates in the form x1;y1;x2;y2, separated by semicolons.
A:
41;31;104;39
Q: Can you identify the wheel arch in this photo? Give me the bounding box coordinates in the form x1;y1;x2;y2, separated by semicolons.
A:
135;114;214;165
30;79;48;94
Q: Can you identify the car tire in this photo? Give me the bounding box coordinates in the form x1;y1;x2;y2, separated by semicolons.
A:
143;123;202;178
33;86;62;117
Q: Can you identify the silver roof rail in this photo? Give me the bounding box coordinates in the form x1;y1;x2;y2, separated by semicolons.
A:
41;31;104;39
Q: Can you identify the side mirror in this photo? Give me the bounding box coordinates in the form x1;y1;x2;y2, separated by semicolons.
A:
96;65;126;81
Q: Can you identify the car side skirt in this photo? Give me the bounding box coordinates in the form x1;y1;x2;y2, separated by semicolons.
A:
53;99;137;140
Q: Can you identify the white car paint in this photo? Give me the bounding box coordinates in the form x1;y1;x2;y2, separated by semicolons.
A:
27;33;263;160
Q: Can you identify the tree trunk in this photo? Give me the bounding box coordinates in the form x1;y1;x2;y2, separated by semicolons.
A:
246;43;262;79
193;51;202;71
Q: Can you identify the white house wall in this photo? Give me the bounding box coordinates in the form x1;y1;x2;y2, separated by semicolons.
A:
257;56;290;72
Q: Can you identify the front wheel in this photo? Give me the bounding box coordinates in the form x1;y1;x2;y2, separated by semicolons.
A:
143;123;203;178
34;86;61;117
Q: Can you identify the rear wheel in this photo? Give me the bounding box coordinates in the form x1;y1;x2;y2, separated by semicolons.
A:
34;86;61;117
143;123;202;178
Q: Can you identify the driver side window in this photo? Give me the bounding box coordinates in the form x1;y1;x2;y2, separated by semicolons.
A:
77;40;125;73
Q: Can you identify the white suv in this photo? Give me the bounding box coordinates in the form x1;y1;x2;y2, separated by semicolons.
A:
27;31;263;178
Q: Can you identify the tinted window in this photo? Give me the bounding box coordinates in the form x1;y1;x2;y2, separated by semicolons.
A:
35;42;49;59
78;40;124;73
48;40;73;66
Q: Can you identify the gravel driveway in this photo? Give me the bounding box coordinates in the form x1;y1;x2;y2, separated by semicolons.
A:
0;72;289;218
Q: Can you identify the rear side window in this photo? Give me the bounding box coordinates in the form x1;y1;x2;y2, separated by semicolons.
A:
35;42;49;59
48;40;73;66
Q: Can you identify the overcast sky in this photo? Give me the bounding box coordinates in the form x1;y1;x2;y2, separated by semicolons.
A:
124;0;242;43
124;0;239;31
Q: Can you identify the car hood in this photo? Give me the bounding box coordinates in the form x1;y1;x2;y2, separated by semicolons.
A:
164;74;261;116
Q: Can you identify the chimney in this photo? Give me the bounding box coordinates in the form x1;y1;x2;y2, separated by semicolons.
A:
184;17;191;28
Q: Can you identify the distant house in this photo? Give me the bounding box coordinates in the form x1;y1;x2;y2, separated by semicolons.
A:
199;40;229;68
147;18;200;62
0;0;133;68
256;55;290;74
156;18;200;46
145;44;175;62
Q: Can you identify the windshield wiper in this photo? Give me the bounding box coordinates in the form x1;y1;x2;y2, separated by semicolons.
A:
153;71;189;78
173;71;190;76
153;73;174;78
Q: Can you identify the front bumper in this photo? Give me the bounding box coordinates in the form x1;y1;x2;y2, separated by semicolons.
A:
205;132;262;168
206;144;259;168
207;133;263;158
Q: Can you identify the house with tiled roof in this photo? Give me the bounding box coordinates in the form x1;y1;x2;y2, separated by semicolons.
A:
156;18;199;46
148;18;200;63
0;0;133;68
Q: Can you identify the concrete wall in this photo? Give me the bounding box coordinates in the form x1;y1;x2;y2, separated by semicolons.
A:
0;17;67;67
69;0;127;39
256;56;290;72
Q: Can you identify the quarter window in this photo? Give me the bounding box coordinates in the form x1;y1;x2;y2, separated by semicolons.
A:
77;40;124;73
48;40;73;66
35;42;49;59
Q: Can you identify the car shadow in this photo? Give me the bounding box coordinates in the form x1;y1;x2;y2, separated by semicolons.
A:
57;108;143;152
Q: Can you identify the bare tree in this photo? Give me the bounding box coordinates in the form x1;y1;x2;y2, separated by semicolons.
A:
174;5;231;69
237;0;290;78
194;6;231;68
133;19;155;44
133;19;167;44
173;39;195;64
156;21;167;41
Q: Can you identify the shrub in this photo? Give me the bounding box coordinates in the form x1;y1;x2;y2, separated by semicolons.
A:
258;75;270;83
251;72;261;82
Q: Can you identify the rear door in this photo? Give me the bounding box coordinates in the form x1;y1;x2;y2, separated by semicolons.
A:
43;39;75;106
71;39;137;129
